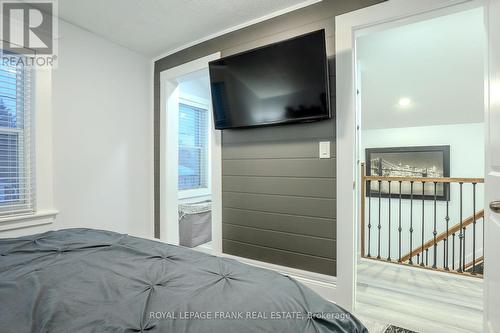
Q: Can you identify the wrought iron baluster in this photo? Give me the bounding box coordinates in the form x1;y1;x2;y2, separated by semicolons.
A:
388;181;392;261
443;239;447;269
409;181;414;265
433;182;438;269
367;180;372;257
377;180;382;260
445;197;450;270
458;182;463;273
421;181;425;267
417;253;420;265
472;183;477;274
452;233;456;271
398;181;402;262
463;225;466;273
425;248;429;266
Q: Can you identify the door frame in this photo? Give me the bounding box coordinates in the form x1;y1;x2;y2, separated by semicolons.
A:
335;0;484;312
159;52;222;252
484;0;500;332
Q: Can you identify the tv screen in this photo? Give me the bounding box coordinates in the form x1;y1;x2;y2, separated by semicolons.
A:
209;30;330;129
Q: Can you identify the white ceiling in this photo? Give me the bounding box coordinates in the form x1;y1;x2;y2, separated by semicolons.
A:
56;0;315;58
357;7;484;130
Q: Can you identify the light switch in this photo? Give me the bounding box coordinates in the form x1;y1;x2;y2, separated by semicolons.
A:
319;141;330;159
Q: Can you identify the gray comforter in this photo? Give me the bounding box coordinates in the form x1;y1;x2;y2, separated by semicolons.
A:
0;228;367;333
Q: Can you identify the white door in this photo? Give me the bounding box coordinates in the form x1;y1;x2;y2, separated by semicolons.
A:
484;1;500;332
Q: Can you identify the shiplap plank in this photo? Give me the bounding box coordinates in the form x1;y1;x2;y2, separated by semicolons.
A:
223;223;335;258
223;176;335;198
222;120;335;144
223;239;336;276
222;192;335;218
222;141;336;160
222;208;335;238
222;158;336;178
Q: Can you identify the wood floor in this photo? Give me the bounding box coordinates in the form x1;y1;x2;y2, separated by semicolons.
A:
355;258;483;333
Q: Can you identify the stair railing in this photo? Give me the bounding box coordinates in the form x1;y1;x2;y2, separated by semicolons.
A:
360;163;485;277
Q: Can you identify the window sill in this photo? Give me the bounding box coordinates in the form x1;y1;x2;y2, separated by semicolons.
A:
0;210;58;232
178;188;211;200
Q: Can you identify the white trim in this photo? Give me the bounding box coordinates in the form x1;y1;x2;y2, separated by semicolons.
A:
34;68;55;215
178;189;211;200
221;252;336;283
152;0;321;61
484;0;500;332
159;52;221;247
229;255;337;302
209;84;222;254
0;210;57;232
160;72;180;244
150;58;156;238
335;0;479;312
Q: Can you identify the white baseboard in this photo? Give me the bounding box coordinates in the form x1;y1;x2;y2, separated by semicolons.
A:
220;253;337;302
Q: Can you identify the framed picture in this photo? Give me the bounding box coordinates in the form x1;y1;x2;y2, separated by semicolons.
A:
365;145;450;201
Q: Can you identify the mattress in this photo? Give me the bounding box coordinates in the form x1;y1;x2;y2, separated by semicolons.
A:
0;228;367;333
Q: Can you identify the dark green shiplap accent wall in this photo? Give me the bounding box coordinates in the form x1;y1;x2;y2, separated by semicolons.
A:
221;121;337;275
154;0;385;276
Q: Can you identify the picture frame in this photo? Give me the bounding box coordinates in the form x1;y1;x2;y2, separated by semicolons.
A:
365;145;450;201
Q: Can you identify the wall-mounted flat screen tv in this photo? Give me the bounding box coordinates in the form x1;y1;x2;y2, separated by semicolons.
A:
209;29;330;130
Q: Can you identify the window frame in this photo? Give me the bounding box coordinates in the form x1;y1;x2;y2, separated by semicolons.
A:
0;66;58;233
178;94;211;199
0;61;34;216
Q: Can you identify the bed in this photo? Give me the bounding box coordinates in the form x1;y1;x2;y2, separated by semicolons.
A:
0;228;367;333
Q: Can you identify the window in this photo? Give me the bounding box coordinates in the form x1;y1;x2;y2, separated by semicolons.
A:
178;101;209;193
0;59;33;216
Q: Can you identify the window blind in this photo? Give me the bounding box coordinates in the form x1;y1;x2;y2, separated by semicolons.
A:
0;59;34;216
178;102;208;191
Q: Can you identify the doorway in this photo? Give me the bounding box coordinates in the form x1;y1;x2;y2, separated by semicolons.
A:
159;53;222;254
353;4;486;331
335;0;500;331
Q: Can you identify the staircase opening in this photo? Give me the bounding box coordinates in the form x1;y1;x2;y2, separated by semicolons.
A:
360;164;484;277
354;4;485;332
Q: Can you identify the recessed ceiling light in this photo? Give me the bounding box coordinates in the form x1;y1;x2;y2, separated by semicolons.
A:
398;97;411;107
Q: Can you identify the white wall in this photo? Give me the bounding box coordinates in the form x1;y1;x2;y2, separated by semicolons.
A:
0;21;153;237
1;20;153;238
361;123;485;264
362;123;485;177
51;21;153;238
357;7;484;130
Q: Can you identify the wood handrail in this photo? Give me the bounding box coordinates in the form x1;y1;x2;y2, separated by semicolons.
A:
363;175;484;184
400;209;484;262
